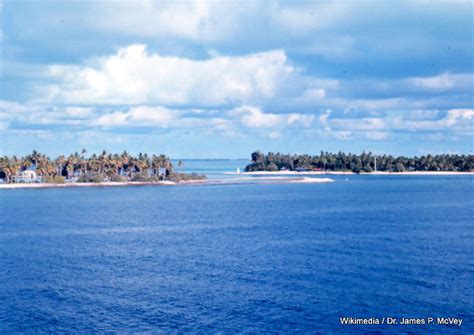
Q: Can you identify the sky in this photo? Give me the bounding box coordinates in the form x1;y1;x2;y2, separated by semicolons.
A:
0;0;473;158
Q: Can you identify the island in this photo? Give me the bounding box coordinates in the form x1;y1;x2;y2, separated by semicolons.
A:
243;151;474;174
0;150;334;189
0;150;206;187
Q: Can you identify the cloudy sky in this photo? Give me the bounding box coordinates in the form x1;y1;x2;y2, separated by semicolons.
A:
1;0;472;158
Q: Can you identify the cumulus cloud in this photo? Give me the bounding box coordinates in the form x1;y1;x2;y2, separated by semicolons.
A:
92;106;175;128
26;43;473;120
44;45;293;106
234;106;282;128
271;1;352;34
1;1;473;155
0;100;322;142
301;88;326;100
85;1;356;44
408;73;474;91
412;73;455;90
287;113;314;128
403;110;440;120
330;117;386;131
394;109;473;132
64;107;94;118
0;100;32;114
320;108;474;137
233;106;315;129
92;1;247;42
2;98;472;142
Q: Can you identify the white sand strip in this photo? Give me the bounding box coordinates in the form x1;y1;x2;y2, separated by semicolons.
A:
0;181;177;189
226;171;474;176
229;176;334;183
0;176;334;189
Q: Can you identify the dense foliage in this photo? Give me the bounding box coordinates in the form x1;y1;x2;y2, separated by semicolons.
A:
245;151;474;173
168;172;207;182
0;150;174;183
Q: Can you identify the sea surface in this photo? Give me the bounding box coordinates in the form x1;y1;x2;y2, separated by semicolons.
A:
1;160;473;334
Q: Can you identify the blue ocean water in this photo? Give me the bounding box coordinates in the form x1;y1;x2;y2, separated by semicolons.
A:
1;161;473;334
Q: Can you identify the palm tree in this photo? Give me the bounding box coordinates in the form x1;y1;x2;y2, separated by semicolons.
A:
55;155;66;177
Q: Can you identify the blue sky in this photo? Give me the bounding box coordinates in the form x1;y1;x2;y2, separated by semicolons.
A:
0;0;472;158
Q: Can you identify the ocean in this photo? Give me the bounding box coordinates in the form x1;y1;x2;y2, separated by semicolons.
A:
1;160;473;333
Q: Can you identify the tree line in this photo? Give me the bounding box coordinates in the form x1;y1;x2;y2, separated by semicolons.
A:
246;151;474;173
0;150;176;183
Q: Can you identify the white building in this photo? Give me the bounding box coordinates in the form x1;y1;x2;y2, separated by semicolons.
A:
16;170;38;182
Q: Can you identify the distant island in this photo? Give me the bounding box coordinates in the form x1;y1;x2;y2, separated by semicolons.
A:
245;151;474;173
2;149;472;189
0;150;337;189
0;150;205;185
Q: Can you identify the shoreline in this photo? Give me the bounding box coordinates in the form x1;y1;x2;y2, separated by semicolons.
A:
226;171;474;176
0;181;179;189
0;177;333;189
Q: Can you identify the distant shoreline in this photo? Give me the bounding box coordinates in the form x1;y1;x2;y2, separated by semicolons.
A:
0;177;334;189
226;171;474;176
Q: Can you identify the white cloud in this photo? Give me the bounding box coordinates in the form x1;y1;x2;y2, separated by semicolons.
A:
0;100;32;113
330;117;386;131
302;88;326;100
446;108;474;120
287;113;314;128
31;44;472;117
271;2;352;34
233;106;315;129
404;109;440;120
321;108;474;134
395;108;473;131
2;99;471;144
410;73;471;91
64;107;94;118
87;1;355;43
93;1;246;42
412;73;454;90
92;106;175;128
45;45;293;106
235;106;282;128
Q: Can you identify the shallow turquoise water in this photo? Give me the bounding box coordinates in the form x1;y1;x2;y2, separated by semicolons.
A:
1;165;473;333
172;159;249;179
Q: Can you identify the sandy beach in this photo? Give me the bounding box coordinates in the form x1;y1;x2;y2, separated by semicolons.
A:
226;171;474;176
0;181;179;189
229;176;334;183
1;170;471;189
0;176;334;189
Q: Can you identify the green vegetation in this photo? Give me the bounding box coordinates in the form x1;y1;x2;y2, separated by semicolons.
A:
131;173;155;182
43;176;66;184
77;173;106;183
0;150;200;183
109;174;126;182
169;172;206;182
246;151;474;173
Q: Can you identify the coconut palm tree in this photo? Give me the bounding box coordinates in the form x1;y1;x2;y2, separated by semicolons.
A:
55;155;66;177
